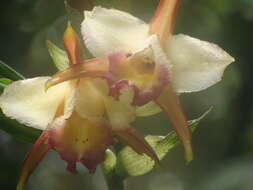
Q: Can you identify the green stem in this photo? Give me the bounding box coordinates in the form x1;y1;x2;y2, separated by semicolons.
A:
101;167;126;190
101;147;126;190
106;176;125;190
104;172;125;190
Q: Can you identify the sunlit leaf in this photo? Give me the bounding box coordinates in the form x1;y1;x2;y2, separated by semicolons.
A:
115;107;212;177
0;78;12;86
0;61;25;81
0;78;12;94
102;149;117;175
101;149;125;190
46;40;69;70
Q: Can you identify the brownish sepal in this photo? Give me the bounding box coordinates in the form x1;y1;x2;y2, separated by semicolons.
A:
17;132;51;190
155;86;193;162
115;127;160;164
149;0;180;45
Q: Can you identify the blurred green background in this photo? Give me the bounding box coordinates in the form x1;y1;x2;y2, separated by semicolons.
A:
0;0;253;189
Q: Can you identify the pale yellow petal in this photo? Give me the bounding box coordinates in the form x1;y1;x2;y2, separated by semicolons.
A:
104;87;136;131
75;78;134;130
135;101;162;117
74;79;105;123
166;34;235;93
0;77;70;130
81;7;149;57
88;78;136;131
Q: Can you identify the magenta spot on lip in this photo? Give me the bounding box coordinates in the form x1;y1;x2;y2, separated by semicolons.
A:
109;80;137;100
106;52;170;106
133;64;170;106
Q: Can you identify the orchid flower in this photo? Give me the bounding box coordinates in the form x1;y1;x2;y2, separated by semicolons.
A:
0;0;234;190
0;24;158;190
52;0;234;162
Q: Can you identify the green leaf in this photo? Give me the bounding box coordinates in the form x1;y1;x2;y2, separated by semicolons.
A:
102;149;117;175
0;110;41;143
0;78;12;85
0;78;12;94
115;107;213;177
0;61;25;81
46;40;69;70
102;150;125;190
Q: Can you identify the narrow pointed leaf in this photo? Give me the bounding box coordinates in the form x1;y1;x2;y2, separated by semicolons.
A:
0;78;12;93
0;78;12;85
115;107;212;177
155;107;213;159
46;40;69;71
0;61;25;80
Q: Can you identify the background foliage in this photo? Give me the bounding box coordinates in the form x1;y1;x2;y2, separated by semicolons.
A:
0;0;253;189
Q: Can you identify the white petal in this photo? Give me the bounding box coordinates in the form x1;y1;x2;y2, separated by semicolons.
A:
0;77;70;130
166;34;235;93
81;7;149;57
135;34;171;67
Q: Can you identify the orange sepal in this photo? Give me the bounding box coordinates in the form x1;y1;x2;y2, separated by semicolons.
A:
63;22;83;65
45;58;108;90
155;86;193;162
115;127;159;164
149;0;180;44
17;132;51;190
